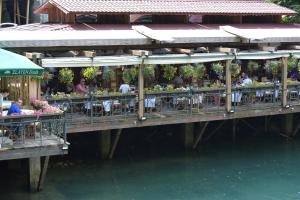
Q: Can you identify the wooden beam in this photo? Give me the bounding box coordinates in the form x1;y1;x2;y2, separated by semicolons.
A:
281;57;288;107
13;0;16;24
292;119;300;137
108;129;122;159
259;46;277;52
203;121;226;142
0;0;2;23
130;50;152;57
81;50;96;58
286;45;300;50
25;52;44;59
232;119;237;143
213;47;236;53
16;0;20;24
225;60;232;113
193;122;209;149
28;157;41;192
26;0;30;24
38;156;50;191
172;48;193;55
138;63;145;120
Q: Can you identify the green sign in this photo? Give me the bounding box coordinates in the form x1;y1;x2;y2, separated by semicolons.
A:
0;69;43;77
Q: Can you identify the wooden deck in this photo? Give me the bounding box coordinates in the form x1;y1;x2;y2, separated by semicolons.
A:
0;135;67;160
67;104;300;133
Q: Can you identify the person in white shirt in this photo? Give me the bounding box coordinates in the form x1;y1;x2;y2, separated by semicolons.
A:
242;73;252;86
119;83;130;94
119;82;131;112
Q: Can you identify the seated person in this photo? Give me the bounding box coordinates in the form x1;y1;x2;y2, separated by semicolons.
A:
76;78;87;96
7;99;22;115
242;73;252;86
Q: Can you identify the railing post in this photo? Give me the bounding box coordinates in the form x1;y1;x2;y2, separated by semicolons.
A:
138;63;144;120
225;60;232;113
281;57;288;107
63;112;67;145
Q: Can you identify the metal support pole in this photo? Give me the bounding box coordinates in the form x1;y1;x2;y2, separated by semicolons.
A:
225;60;232;113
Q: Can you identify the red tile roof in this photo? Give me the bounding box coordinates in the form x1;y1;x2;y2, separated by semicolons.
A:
35;0;297;16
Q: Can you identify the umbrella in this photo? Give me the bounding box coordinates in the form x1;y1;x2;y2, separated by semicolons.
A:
0;49;44;77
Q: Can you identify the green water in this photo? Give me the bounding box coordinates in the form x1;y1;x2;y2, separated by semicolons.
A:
2;136;300;200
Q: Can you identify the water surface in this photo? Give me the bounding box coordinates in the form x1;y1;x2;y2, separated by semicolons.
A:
1;136;300;200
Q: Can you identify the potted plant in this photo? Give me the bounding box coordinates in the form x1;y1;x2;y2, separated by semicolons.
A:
287;57;297;72
142;64;155;87
163;64;177;82
230;63;241;78
194;64;206;80
58;68;74;85
247;61;260;75
265;60;280;76
102;68;115;82
130;67;137;82
122;69;132;84
83;67;98;82
180;65;194;80
212;63;224;77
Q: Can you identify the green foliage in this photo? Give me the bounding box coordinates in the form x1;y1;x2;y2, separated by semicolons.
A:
230;63;241;78
142;64;155;80
287;57;297;71
130;67;137;81
194;64;206;80
265;60;280;75
180;65;194;79
212;63;224;75
122;69;132;84
102;68;115;82
58;68;74;84
165;84;174;92
268;0;300;23
83;67;98;81
163;65;177;81
247;61;260;74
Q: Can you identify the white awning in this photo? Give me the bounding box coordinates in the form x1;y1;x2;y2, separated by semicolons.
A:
42;50;300;68
220;25;300;43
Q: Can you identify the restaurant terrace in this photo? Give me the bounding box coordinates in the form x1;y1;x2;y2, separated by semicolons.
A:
0;0;299;191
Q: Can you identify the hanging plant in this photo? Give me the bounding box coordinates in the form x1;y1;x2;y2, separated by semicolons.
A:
163;65;177;81
102;68;115;82
130;67;137;81
247;61;260;74
142;64;155;80
194;64;206;80
122;69;132;84
212;63;224;75
83;67;98;81
230;63;241;78
180;65;194;79
287;57;297;71
265;60;280;76
58;68;74;84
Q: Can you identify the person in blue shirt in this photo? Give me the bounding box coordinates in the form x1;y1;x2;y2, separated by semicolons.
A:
7;99;22;115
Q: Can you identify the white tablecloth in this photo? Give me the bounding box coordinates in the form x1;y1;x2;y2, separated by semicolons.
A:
145;98;156;108
232;92;242;103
